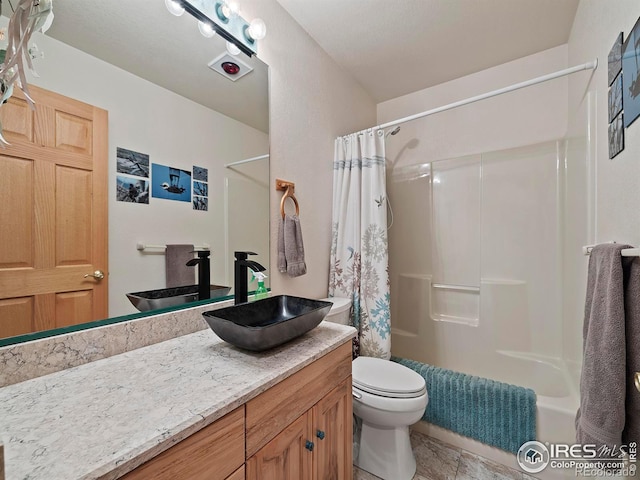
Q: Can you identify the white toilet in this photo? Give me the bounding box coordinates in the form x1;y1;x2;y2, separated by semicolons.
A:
320;297;429;480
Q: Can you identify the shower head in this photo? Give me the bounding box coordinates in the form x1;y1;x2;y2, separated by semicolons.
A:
385;126;401;137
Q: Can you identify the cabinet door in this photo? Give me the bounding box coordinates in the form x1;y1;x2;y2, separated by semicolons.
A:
247;411;313;480
313;376;353;480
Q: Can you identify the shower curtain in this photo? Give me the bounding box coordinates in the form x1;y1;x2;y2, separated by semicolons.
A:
329;129;390;359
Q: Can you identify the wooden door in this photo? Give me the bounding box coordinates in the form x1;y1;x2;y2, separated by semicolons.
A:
247;411;313;480
313;377;353;480
0;85;108;338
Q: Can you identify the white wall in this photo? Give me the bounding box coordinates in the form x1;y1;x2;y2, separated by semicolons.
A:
17;24;269;317
562;0;640;374
239;0;378;298
568;0;640;247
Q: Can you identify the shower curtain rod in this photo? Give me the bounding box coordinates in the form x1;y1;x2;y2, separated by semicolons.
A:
225;153;269;168
360;59;598;133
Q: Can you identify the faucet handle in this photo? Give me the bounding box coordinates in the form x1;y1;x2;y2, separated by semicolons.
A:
235;251;258;260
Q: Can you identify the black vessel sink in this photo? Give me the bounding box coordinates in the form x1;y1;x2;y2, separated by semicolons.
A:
202;295;332;351
126;285;231;312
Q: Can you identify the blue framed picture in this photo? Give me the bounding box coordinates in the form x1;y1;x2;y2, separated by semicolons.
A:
622;17;640;128
151;164;192;202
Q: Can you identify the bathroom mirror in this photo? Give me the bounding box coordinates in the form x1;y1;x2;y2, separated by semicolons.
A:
0;0;269;345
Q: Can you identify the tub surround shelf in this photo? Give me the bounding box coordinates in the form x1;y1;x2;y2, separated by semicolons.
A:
0;322;355;480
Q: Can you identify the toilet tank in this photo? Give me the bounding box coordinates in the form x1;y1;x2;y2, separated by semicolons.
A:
319;297;352;325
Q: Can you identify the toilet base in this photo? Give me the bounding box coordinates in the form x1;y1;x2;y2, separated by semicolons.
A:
355;422;416;480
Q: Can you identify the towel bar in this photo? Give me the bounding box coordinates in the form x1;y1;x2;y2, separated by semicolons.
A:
136;242;210;253
582;244;640;257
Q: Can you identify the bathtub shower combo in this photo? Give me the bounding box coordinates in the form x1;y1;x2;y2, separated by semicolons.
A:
387;132;593;462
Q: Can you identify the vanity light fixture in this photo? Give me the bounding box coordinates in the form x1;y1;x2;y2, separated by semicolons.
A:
198;20;216;38
165;0;266;57
226;41;241;56
164;0;185;17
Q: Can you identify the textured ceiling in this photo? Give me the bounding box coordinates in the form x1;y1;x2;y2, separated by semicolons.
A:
276;0;580;102
45;0;269;133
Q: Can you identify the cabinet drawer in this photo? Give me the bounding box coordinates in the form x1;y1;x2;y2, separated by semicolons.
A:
246;341;352;457
122;406;245;480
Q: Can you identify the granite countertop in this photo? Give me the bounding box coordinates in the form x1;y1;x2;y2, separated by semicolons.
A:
0;322;356;480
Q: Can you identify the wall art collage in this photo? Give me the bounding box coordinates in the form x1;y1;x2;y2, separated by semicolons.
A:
609;16;640;159
115;147;209;211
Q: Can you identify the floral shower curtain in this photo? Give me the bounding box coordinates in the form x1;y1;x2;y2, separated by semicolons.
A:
329;129;390;359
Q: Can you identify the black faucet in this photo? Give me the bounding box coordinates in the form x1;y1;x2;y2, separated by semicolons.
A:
186;250;211;301
234;251;266;304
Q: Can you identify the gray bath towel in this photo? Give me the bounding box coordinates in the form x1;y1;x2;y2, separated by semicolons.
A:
576;243;632;449
623;255;640;444
165;244;195;288
282;214;307;277
277;217;287;274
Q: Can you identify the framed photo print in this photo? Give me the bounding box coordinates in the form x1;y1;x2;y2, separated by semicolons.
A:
608;32;623;86
609;114;624;159
609;73;623;123
622;16;640;128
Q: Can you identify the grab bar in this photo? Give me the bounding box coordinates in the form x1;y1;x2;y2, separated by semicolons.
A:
431;283;480;292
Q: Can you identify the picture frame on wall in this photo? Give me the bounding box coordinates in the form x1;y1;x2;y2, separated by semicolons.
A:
609;114;624;159
609;32;623;86
609;73;623;123
622;17;640;128
151;164;192;202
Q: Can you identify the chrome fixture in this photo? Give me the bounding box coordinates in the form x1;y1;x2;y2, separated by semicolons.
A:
164;0;266;57
234;251;266;304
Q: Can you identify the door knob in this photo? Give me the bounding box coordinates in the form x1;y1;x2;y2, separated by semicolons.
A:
635;372;640;393
84;270;105;280
305;440;314;451
316;430;325;440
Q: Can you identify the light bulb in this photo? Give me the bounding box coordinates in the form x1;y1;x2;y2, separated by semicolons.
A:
226;41;241;56
247;18;266;40
198;21;216;38
165;0;184;16
227;1;241;17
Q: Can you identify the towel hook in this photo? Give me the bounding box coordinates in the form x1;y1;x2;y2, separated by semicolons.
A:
276;178;300;219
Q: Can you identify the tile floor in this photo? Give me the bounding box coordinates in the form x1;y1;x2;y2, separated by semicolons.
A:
353;431;537;480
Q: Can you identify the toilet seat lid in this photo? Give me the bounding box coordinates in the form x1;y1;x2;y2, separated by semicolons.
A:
352;357;426;397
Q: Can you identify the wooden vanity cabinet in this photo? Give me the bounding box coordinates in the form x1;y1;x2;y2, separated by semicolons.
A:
246;377;352;480
246;341;353;480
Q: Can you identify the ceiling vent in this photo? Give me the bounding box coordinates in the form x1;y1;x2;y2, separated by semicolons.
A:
208;53;253;82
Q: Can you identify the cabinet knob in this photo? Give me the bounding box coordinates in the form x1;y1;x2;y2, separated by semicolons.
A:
305;440;314;451
316;430;325;440
635;372;640;393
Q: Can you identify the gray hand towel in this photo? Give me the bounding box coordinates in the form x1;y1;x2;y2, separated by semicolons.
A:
165;244;195;288
277;217;287;273
623;256;640;444
284;214;307;277
576;243;632;449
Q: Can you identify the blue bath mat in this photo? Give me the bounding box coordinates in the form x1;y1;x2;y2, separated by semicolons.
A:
392;357;536;454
